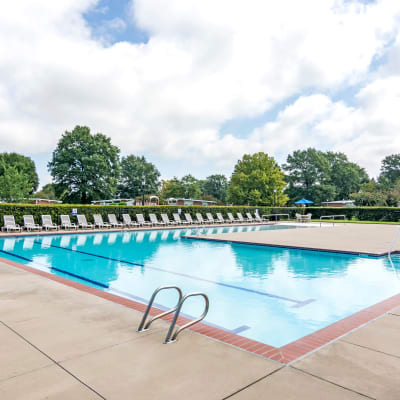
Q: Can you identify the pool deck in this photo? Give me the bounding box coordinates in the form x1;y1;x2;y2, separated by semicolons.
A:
1;255;400;399
185;222;400;256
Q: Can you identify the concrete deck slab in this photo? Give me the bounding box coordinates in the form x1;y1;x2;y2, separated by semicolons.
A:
0;324;52;382
61;328;280;400
229;366;367;400
0;365;101;400
341;314;400;358
186;223;400;255
293;341;400;399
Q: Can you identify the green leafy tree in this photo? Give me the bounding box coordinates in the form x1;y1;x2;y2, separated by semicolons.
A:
48;126;120;204
202;174;228;202
325;152;369;199
118;155;161;198
160;175;202;200
160;178;184;199
283;148;335;204
227;152;288;206
0;163;32;202
379;154;400;187
350;181;388;206
180;174;202;198
0;152;39;193
34;183;57;200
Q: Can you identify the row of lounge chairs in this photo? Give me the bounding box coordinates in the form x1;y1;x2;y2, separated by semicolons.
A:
1;212;269;232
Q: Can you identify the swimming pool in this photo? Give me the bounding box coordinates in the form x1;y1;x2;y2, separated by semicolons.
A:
1;224;399;349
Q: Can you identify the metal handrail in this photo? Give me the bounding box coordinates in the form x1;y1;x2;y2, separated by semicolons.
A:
262;213;290;221
137;286;183;332
164;292;209;344
320;215;346;227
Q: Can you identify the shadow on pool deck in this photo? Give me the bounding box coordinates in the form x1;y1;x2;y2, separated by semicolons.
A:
1;260;400;399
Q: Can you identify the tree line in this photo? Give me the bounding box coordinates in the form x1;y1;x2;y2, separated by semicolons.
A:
2;125;400;206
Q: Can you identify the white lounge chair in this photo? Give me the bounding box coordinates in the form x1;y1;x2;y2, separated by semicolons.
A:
149;214;166;226
254;213;267;223
237;213;246;223
41;215;59;231
195;213;207;224
60;215;77;230
246;212;257;223
122;214;140;227
136;214;152;226
23;215;42;231
108;214;124;228
216;212;229;223
173;213;186;225
227;212;240;223
2;216;21;232
206;213;216;224
161;214;177;225
93;214;112;229
184;213;195;224
77;215;95;229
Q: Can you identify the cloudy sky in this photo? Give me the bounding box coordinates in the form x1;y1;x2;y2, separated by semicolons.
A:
1;0;400;188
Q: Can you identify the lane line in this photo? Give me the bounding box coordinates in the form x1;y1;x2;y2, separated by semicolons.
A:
33;239;314;307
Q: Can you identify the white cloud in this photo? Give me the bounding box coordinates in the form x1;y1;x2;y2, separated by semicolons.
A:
0;0;400;179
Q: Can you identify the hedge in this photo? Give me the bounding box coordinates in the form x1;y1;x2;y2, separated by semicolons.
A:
0;204;400;227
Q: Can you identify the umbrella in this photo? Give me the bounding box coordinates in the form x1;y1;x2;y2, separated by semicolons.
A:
294;198;314;205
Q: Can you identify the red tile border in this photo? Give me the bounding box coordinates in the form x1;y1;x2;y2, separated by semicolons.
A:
1;256;400;365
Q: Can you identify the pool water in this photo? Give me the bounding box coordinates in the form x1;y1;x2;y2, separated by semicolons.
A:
1;225;399;347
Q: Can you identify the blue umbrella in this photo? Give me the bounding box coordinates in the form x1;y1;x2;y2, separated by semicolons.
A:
294;198;314;205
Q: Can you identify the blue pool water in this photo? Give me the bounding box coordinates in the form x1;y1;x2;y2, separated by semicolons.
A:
1;225;399;347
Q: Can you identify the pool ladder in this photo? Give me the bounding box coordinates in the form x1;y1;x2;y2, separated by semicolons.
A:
137;286;209;344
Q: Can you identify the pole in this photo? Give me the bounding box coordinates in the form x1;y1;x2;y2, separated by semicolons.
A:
142;175;145;206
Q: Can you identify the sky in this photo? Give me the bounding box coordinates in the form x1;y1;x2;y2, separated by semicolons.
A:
1;0;400;189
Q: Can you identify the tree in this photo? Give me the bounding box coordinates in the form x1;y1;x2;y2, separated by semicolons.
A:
34;183;57;200
0;163;32;202
160;175;202;200
283;148;335;204
325;152;369;199
0;152;39;193
180;174;202;198
118;155;160;198
48;126;120;204
379;154;400;187
227;152;288;206
202;174;228;202
160;178;184;199
350;180;388;206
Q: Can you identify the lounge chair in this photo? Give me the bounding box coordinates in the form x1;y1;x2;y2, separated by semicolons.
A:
136;214;152;227
77;214;95;229
216;212;229;223
93;214;112;229
122;214;140;228
60;215;77;230
227;212;240;223
236;213;246;223
149;214;166;226
184;213;195;224
23;215;42;231
108;214;124;228
2;216;21;232
246;213;257;223
173;213;186;225
41;215;59;231
206;213;216;224
195;213;207;224
161;214;177;225
254;213;267;223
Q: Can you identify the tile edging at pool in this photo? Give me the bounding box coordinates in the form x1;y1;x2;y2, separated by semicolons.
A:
182;235;400;257
2;256;400;365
